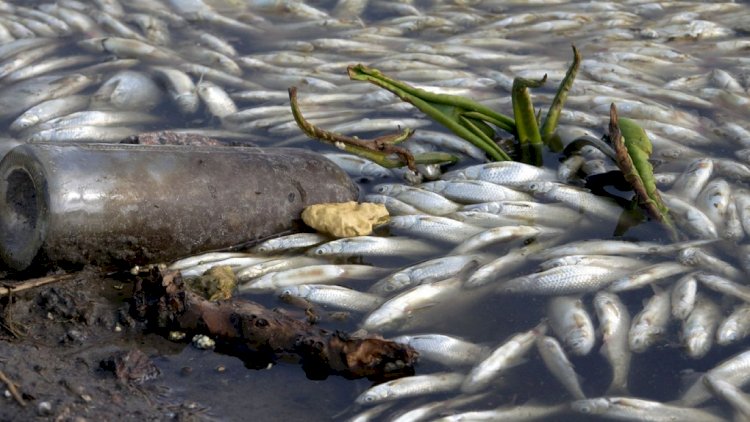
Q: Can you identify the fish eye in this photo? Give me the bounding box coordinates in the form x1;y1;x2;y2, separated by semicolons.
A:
315;249;325;255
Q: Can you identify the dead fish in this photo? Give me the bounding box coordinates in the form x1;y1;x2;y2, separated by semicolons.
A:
462;324;544;393
547;296;596;356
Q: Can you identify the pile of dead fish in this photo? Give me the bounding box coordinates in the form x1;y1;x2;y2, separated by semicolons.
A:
1;0;750;420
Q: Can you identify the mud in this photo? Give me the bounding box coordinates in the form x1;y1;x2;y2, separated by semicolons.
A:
0;268;210;421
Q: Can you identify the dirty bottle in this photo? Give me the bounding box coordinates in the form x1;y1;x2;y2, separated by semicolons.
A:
0;143;358;270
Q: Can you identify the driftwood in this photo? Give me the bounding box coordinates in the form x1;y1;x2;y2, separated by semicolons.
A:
132;269;418;381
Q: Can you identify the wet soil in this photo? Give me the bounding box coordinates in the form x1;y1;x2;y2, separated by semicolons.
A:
0;268;211;421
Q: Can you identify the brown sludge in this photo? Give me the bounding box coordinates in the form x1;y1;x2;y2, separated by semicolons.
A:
132;269;418;381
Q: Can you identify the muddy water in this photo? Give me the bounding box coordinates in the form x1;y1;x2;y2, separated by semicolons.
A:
1;0;749;421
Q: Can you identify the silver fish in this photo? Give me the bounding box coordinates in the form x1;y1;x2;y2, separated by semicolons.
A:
179;256;275;278
374;184;461;216
462;200;583;227
168;251;252;270
668;158;713;201
9;94;89;132
236;256;325;282
92;70;163;111
465;238;561;288
0;73;94;120
362;277;462;332
594;291;631;395
391;334;489;367
151;66;199;114
696;178;731;228
447;211;524;229
364;194;422;216
0;43;59;81
79;36;179;62
629;286;671;353
279;284;383;313
388;215;484;244
571;397;724;422
695;272;750;303
539;255;645;272
681;294;721;359
704;375;750;421
717;303;750;346
679;349;750;406
532;239;696;260
309;236;440;258
241;264;385;292
500;265;628;296
674;272;699;319
519;181;624;222
547;296;596;356
461;324;544;393
324;153;392;180
536;335;586;400
442;161;556;187
419;180;532;204
678;247;743;280
129;13;170;45
607;262;691;292
26;126;137;143
451;225;551;254
250;233;330;254
197;80;237;119
355;372;464;405
369;254;485;295
435;403;566;422
734;190;750;238
30;110;159;134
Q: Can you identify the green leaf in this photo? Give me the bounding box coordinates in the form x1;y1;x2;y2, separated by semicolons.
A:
541;45;581;152
348;64;513;161
609;104;679;241
512;75;547;166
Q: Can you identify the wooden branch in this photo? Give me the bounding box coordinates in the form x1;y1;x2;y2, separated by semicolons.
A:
132;269;418;381
0;274;73;297
289;86;418;170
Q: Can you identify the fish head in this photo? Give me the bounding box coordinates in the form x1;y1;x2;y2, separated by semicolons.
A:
459;166;481;180
523;181;553;196
373;183;396;195
566;330;594;356
281;285;309;299
355;388;388;405
308;242;340;256
716;324;738;345
628;328;650;353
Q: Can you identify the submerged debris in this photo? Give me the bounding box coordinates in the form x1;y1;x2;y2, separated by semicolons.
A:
132;269;418;381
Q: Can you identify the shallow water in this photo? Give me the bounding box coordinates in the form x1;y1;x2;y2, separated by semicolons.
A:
1;0;750;420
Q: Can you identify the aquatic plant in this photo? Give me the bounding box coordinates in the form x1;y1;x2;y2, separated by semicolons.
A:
289;46;677;238
609;104;679;240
